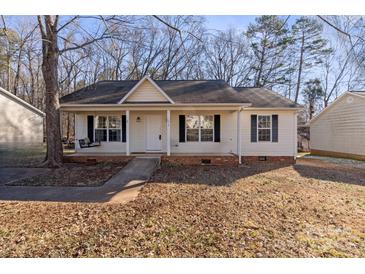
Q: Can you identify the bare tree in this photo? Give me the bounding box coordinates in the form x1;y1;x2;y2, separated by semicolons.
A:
204;29;253;86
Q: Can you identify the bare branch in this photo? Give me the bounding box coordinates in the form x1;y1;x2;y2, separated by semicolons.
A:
57;16;79;32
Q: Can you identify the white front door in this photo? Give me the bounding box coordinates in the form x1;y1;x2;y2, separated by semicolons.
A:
146;114;162;151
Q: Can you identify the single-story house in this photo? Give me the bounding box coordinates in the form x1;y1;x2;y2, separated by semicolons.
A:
60;76;301;165
310;91;365;160
0;87;45;149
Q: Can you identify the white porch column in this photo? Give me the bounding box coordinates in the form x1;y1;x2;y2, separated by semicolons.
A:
237;109;242;164
126;110;130;156
166;110;171;156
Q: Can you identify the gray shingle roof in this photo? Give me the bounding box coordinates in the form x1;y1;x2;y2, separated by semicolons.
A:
60;79;300;108
234;87;301;108
60;80;250;104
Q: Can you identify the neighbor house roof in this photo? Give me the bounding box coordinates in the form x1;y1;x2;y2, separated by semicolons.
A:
0;87;45;117
234;87;302;108
60;78;300;108
60;79;250;105
350;91;365;98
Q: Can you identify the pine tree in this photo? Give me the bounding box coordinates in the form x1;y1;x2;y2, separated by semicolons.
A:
291;16;332;103
303;78;324;120
246;16;292;88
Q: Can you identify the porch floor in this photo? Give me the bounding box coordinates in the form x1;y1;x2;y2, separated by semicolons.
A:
65;152;237;157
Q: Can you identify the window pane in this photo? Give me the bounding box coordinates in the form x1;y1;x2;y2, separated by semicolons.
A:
258;129;271;141
95;129;107;142
108;129;121;142
187;129;199;142
186;115;199;129
108;116;121;128
258;115;271;129
96;116;107;128
200;115;213;129
201;129;213;142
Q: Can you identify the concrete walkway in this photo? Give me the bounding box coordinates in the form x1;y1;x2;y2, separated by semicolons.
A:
0;157;160;203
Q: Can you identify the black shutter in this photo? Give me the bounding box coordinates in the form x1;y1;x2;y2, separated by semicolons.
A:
87;115;94;142
214;114;221;142
272;114;278;142
251;115;257;142
122;115;126;143
179;115;185;142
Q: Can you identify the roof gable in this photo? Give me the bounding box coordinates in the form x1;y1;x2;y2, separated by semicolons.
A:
310;92;365;124
0;87;45;117
120;76;174;104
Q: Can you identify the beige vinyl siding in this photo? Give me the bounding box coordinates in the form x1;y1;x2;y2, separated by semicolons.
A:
126;80;169;102
241;110;297;156
310;93;365;156
0;92;43;146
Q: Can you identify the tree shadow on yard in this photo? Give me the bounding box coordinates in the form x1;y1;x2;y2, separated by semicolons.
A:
150;163;293;186
293;161;365;187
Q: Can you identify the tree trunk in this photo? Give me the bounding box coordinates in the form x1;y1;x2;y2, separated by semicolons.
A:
309;103;314;120
255;45;266;87
39;16;63;167
294;34;305;104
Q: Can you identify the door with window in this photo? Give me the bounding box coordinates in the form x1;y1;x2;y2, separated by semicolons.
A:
146;114;162;151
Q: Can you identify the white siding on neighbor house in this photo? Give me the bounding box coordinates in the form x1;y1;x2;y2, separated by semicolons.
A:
74;109;297;156
75;112;126;153
241;110;297;156
0;92;43;146
125;80;169;102
310;93;365;156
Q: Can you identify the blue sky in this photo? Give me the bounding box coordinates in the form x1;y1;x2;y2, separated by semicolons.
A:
204;15;299;31
204;15;256;30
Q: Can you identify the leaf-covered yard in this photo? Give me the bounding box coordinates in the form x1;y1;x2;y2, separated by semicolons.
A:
0;158;364;257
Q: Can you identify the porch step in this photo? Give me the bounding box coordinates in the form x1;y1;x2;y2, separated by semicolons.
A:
135;156;161;167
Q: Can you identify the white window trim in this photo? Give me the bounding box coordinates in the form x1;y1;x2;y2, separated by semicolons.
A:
185;114;215;143
94;115;122;142
257;115;272;142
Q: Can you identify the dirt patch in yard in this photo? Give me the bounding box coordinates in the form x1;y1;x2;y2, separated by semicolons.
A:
0;158;364;257
6;162;127;187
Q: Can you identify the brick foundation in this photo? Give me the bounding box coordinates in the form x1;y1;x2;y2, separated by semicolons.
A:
161;155;239;166
242;156;295;165
63;155;134;164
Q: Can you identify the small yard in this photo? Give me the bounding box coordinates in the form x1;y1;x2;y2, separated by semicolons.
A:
0;145;46;167
6;162;127;187
0;158;364;257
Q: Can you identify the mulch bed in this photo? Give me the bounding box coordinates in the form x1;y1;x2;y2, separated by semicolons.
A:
0;158;364;257
6;162;127;187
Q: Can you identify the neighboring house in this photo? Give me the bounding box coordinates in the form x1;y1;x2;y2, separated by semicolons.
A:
0;87;45;149
60;76;301;165
310;91;365;160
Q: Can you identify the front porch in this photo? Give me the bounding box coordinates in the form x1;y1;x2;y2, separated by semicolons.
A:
65;106;244;163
